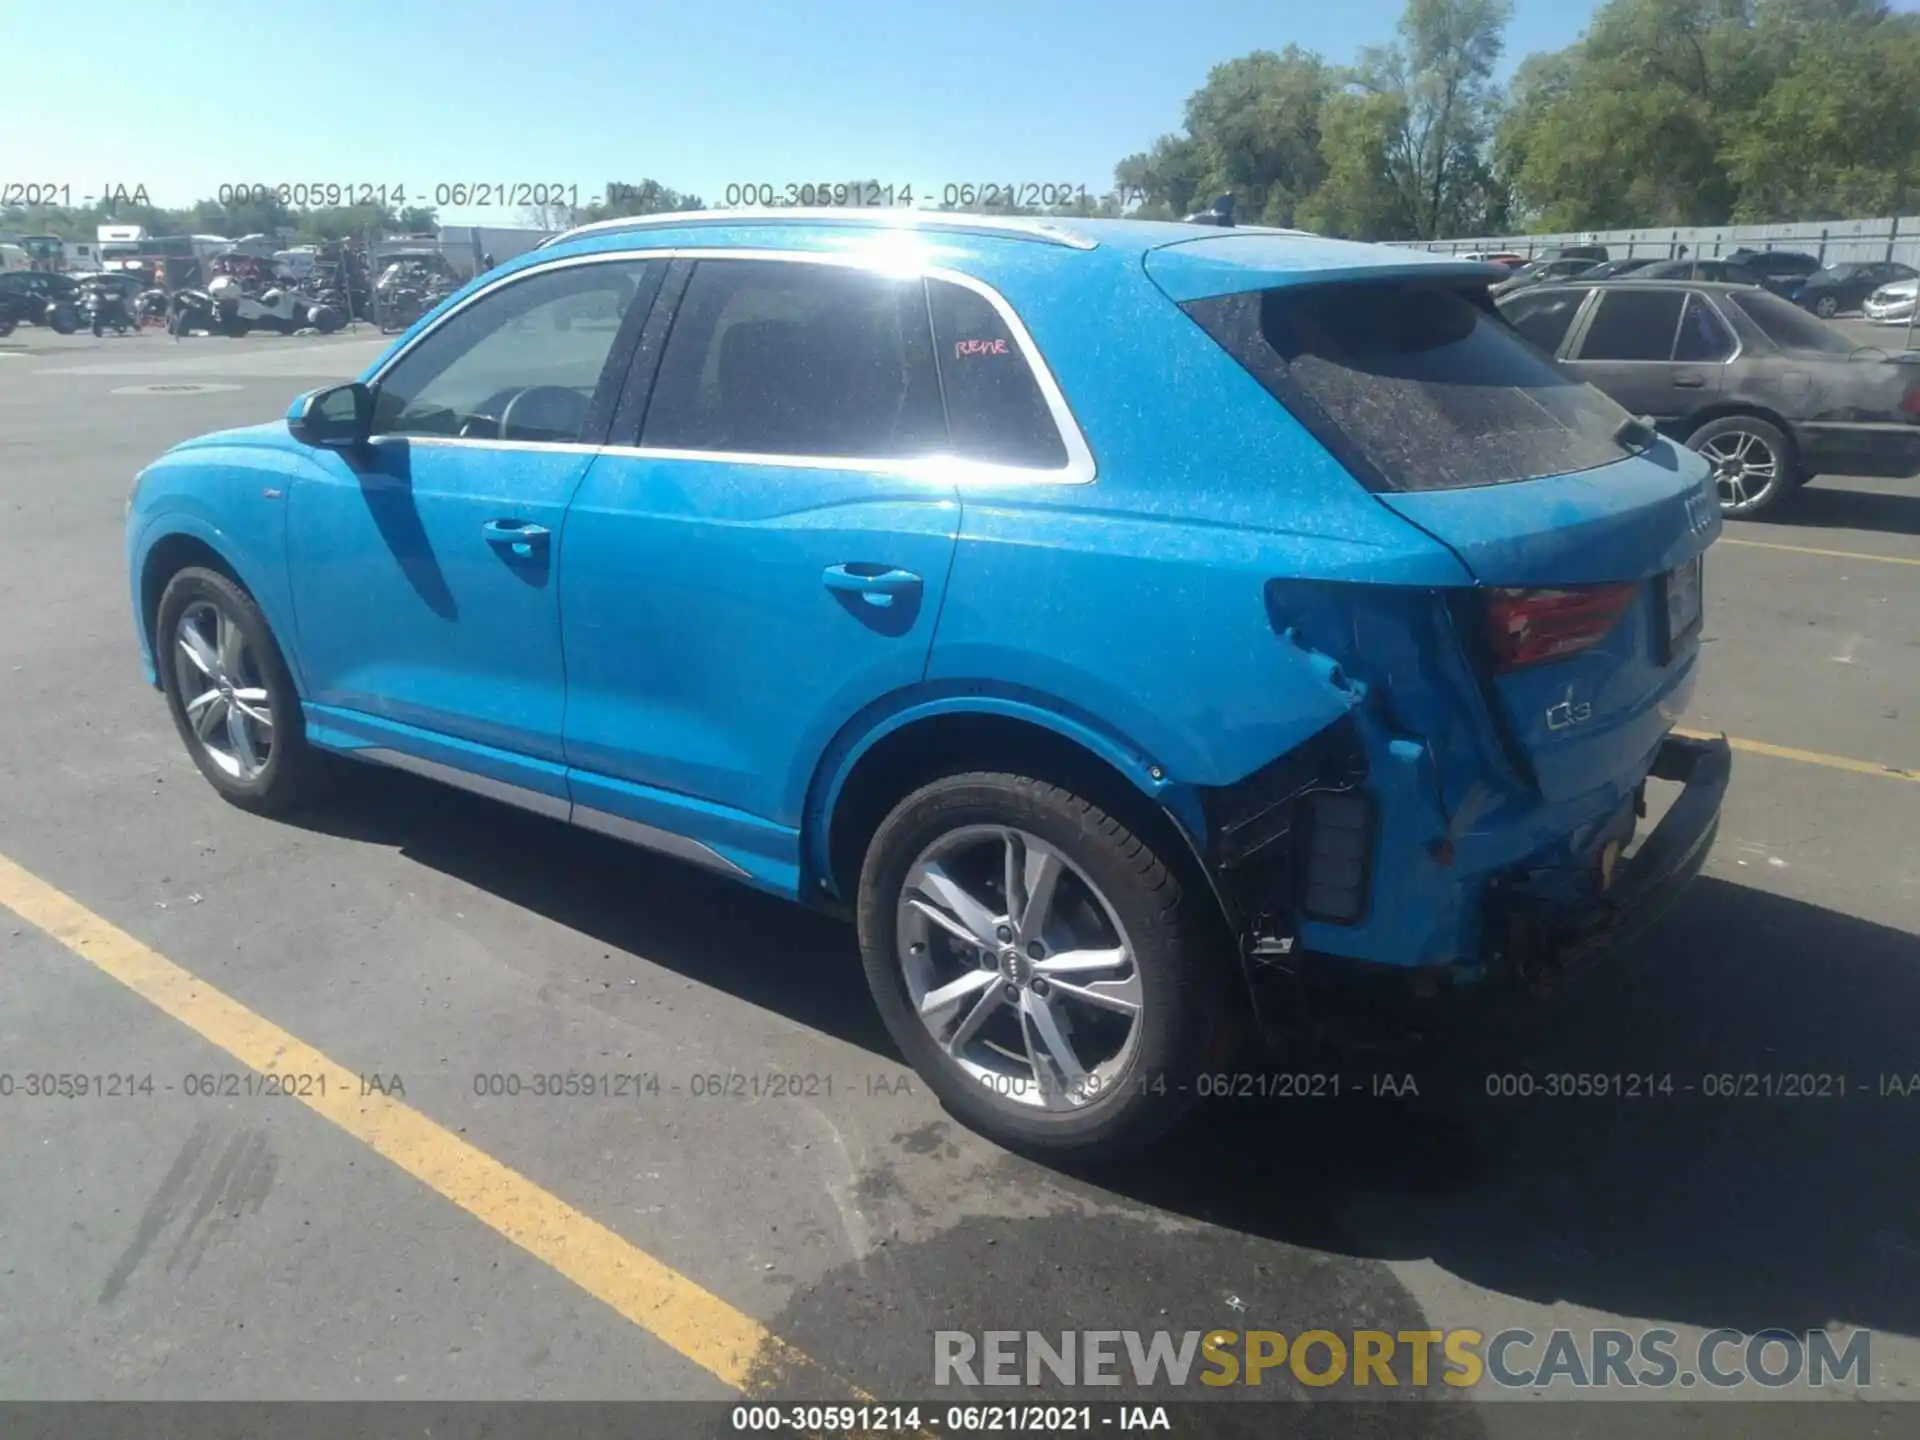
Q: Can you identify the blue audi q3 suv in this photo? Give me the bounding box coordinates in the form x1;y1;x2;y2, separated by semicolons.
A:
126;209;1730;1156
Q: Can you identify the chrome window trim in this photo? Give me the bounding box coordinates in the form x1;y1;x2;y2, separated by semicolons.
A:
366;246;1096;486
535;207;1100;251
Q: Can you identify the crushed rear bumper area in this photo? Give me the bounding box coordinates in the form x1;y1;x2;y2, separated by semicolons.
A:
1219;731;1732;1043
1482;731;1731;995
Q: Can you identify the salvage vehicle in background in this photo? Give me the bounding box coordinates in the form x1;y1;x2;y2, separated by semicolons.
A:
1723;248;1821;297
374;250;459;332
170;275;344;336
1863;276;1918;327
126;210;1730;1157
1499;279;1920;516
1792;260;1918;318
0;270;81;335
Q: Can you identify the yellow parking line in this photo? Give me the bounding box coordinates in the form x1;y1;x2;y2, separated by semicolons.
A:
1676;728;1920;782
0;850;859;1400
1720;537;1920;567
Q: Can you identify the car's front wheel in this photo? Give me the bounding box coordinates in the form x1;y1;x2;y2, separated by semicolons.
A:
857;772;1238;1159
156;567;318;814
1686;414;1797;517
1810;294;1840;318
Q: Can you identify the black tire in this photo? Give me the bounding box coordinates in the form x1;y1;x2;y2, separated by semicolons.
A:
1685;414;1798;517
1810;294;1839;319
856;772;1241;1159
48;303;78;335
0;316;14;337
311;306;342;334
91;318;105;338
155;567;316;815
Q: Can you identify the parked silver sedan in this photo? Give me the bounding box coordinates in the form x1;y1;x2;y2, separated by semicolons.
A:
1864;277;1918;325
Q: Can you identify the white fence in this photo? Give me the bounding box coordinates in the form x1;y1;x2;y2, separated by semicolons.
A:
1390;216;1920;267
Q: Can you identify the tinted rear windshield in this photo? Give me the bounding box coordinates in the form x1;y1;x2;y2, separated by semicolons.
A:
1181;279;1636;492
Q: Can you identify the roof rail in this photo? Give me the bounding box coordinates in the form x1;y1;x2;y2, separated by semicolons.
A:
534;208;1101;252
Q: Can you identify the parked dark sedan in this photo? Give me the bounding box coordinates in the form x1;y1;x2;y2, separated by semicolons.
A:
0;271;82;335
1488;255;1601;298
1792;260;1918;318
1630;257;1765;285
1725;248;1821;296
1498;279;1920;515
1579;257;1660;281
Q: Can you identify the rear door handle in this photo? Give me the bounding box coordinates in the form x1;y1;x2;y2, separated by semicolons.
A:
823;563;921;609
1672;373;1707;388
482;518;551;557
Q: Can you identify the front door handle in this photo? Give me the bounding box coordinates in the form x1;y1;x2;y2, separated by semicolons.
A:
482;518;551;558
823;563;921;609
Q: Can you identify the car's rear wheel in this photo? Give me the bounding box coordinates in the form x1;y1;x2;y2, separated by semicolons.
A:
856;772;1238;1159
156;567;317;814
1811;294;1839;319
1687;415;1797;517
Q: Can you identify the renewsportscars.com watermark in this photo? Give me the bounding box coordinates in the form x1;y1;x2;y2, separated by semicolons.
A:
933;1327;1872;1392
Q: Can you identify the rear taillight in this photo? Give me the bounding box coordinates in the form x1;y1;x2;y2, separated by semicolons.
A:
1900;384;1920;417
1483;583;1637;671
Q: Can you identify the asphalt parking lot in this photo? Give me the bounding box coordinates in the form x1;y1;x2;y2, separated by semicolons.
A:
1;322;1916;1437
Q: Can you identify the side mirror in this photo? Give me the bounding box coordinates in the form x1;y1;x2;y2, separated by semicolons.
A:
287;382;371;449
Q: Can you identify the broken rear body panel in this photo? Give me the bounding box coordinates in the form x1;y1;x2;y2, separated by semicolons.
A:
930;230;1727;1007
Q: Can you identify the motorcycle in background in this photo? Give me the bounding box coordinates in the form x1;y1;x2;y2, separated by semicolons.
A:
170;276;344;337
83;285;134;336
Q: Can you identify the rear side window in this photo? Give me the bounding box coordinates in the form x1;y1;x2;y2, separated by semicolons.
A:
641;259;945;460
1724;289;1856;355
1674;294;1736;362
1575;289;1686;361
926;279;1069;469
1500;288;1586;354
1181;280;1634;493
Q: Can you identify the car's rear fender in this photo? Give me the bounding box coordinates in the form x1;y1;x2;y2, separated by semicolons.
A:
804;687;1206;902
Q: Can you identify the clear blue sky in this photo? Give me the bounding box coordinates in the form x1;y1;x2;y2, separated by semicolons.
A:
2;0;1628;225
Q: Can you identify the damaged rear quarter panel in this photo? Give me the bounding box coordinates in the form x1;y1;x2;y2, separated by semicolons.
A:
925;253;1477;808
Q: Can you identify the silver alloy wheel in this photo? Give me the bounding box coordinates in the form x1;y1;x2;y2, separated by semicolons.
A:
1700;429;1780;512
173;599;274;781
896;825;1143;1111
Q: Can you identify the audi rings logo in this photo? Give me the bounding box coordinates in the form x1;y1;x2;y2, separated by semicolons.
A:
1685;488;1717;537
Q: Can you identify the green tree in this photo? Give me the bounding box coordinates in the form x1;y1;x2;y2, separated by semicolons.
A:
1112;134;1208;219
1186;47;1336;224
1721;3;1920;217
1296;88;1413;236
1347;0;1514;239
